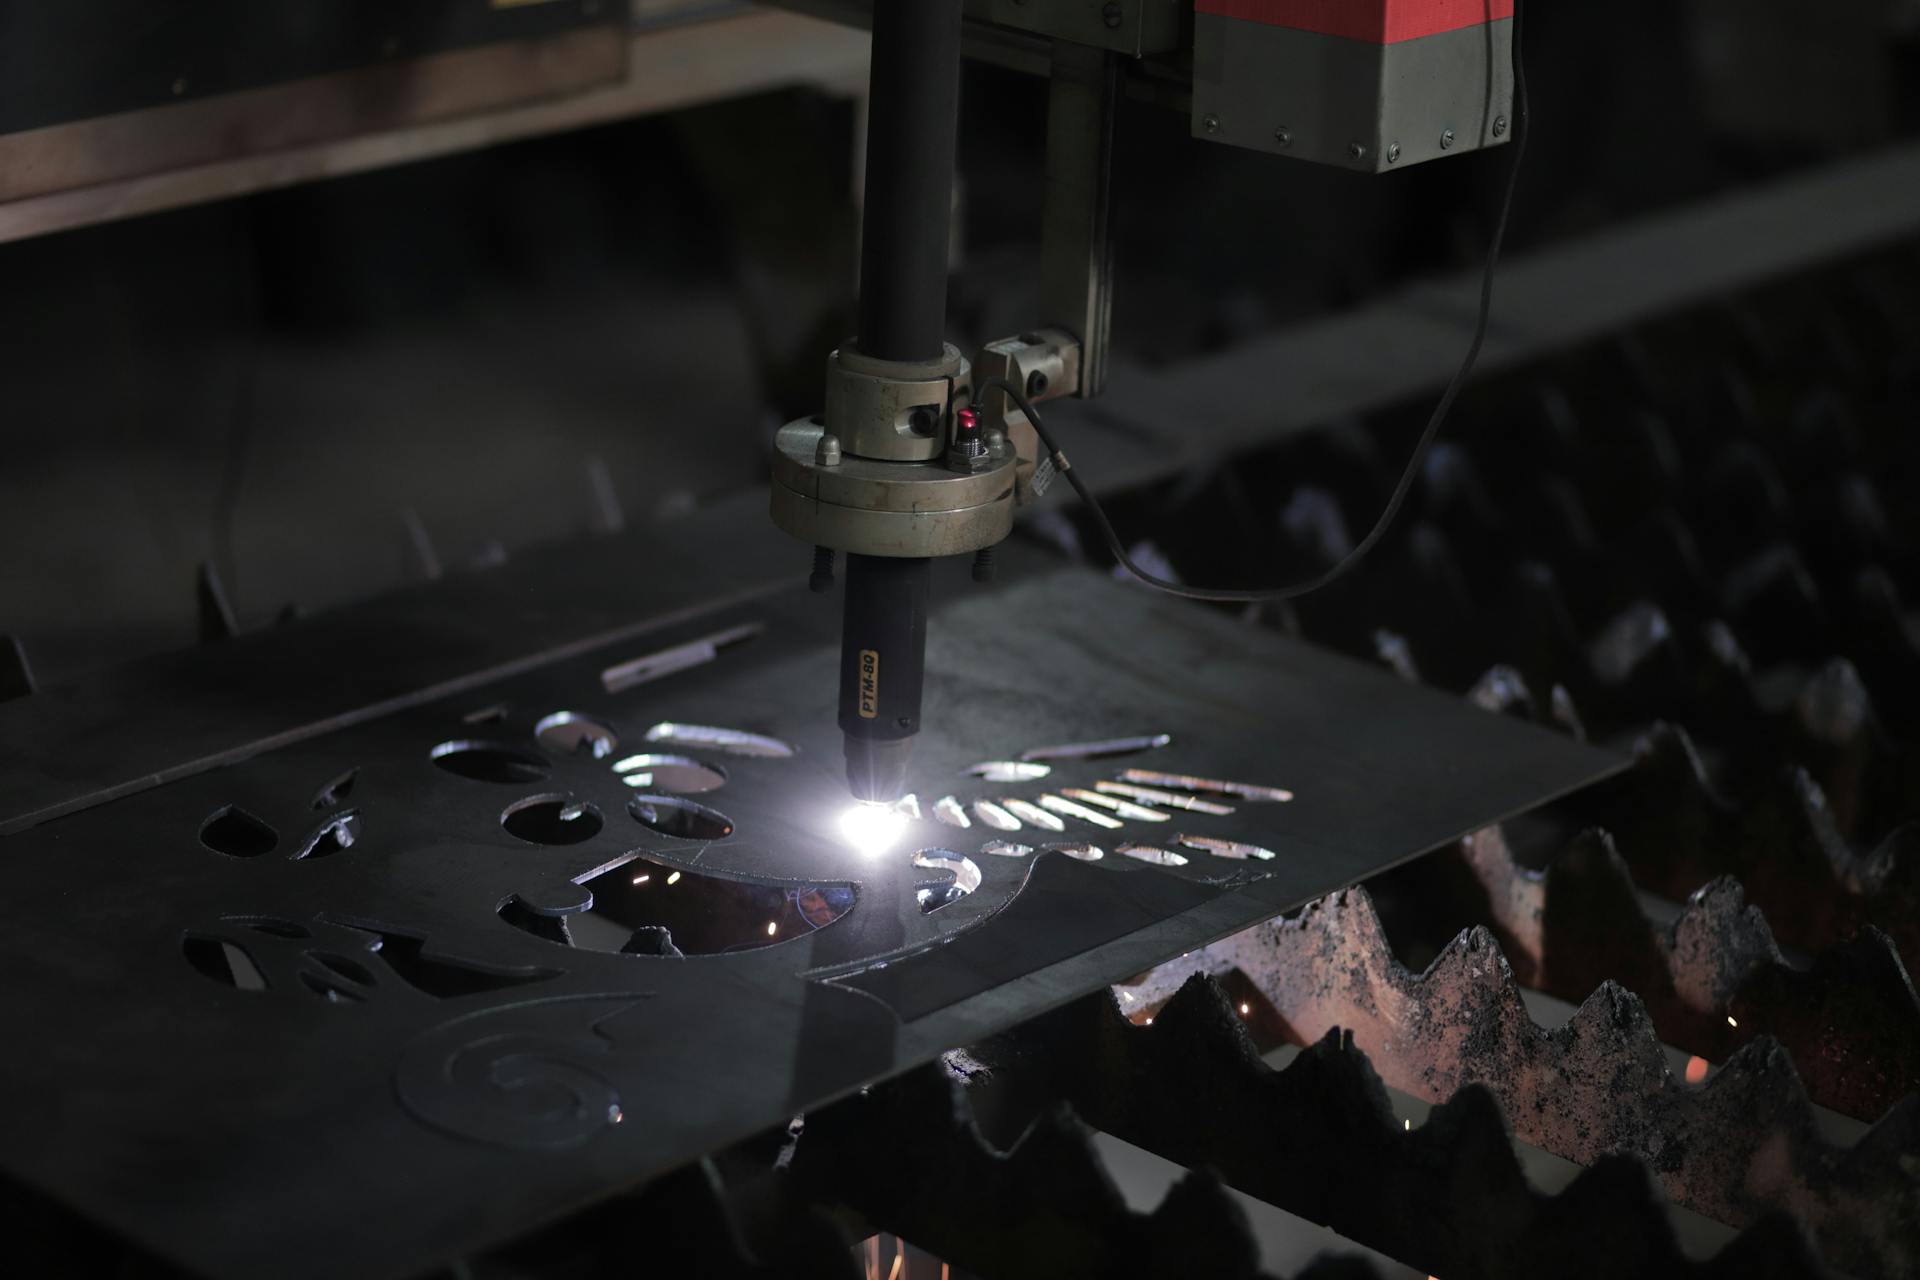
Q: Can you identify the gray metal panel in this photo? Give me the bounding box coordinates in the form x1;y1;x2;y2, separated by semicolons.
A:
0;569;1620;1278
1192;16;1513;172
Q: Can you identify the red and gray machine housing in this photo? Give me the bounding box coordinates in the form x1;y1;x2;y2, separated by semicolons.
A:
1192;0;1516;171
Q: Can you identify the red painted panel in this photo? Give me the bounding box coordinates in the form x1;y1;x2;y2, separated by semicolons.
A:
1196;0;1514;44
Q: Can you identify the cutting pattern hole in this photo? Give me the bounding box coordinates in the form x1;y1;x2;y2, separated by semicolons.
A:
1118;844;1190;867
311;952;375;986
504;858;853;956
200;806;279;858
431;740;549;784
502;796;604;846
1042;842;1104;862
183;935;268;990
644;722;796;759
534;711;619;760
311;768;359;810
612;753;728;794
296;813;361;860
981;840;1032;858
628;795;733;841
372;930;562;998
911;850;982;914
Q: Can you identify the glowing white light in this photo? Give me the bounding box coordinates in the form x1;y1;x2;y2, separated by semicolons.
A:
666;871;681;885
839;802;907;856
766;921;778;937
1726;1015;1739;1028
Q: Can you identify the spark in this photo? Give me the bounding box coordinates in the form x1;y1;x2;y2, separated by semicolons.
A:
1404;1118;1412;1131
1144;1017;1153;1026
1239;1002;1250;1016
887;1238;904;1280
1727;1015;1739;1028
1685;1056;1709;1084
666;871;681;885
766;922;777;937
840;802;907;856
632;874;650;885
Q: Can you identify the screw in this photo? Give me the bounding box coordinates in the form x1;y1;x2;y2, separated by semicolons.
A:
1386;142;1401;164
1274;127;1292;148
1492;116;1508;137
1025;369;1050;398
1440;128;1456;150
809;547;836;593
1102;1;1123;29
971;546;997;584
1348;141;1369;161
1202;114;1220;135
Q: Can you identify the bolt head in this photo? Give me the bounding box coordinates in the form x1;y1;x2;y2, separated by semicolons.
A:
1440;128;1456;150
1102;1;1123;29
1386;142;1401;164
1203;114;1221;135
1492;116;1509;138
815;433;842;466
1274;127;1293;148
1348;141;1369;161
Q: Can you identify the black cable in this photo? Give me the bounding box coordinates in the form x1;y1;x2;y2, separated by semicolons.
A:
976;1;1530;605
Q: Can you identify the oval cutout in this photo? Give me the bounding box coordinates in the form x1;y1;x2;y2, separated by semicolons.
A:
1041;842;1104;862
534;711;619;760
981;840;1032;858
628;795;733;841
200;806;279;858
431;740;549;784
502;796;605;846
612;753;728;794
644;722;796;759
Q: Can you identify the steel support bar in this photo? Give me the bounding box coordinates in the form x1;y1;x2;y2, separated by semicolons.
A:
1040;41;1119;398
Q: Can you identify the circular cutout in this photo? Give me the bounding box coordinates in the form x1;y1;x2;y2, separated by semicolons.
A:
431;740;549;784
502;795;605;846
535;712;619;760
612;753;727;794
627;795;733;842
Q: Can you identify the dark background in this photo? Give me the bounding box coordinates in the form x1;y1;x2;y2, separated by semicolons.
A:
2;0;1914;684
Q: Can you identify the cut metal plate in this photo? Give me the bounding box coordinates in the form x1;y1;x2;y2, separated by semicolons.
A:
0;569;1621;1278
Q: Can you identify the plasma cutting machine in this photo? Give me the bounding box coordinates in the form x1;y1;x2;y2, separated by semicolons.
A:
769;0;1520;802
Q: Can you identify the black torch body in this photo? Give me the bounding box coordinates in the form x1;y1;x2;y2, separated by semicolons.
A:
835;0;963;803
839;554;931;801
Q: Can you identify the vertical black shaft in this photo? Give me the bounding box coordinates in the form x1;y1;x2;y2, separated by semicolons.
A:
835;2;963;802
855;0;963;363
840;554;931;802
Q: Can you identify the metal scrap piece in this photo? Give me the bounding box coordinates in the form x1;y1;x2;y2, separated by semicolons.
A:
972;800;1022;831
1398;822;1920;1122
1062;788;1169;823
1119;769;1293;803
1037;794;1124;830
965;761;1052;782
1000;798;1065;832
1018;733;1171;762
962;976;1830;1280
1096;779;1235;815
1117;844;1189;867
1120;888;1917;1278
932;795;971;829
1175;835;1276;861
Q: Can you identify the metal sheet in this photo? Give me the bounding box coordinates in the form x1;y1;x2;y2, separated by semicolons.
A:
0;569;1621;1277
